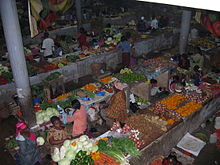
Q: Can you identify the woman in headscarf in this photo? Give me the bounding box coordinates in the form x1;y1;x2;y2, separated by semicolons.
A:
101;81;128;128
15;122;40;165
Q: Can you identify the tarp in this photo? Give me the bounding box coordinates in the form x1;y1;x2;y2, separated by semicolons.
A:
28;0;74;38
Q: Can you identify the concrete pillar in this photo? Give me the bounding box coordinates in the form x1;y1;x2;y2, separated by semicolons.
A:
75;0;82;27
0;0;36;126
179;10;192;55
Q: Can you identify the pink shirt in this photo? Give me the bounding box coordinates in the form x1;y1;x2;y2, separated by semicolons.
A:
67;105;87;136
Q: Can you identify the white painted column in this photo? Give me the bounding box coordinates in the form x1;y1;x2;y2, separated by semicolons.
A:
179;10;192;55
0;0;36;125
75;0;82;27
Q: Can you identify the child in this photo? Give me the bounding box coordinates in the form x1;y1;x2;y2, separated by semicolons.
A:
150;79;163;96
16;122;40;165
66;99;88;138
54;42;62;57
192;65;202;86
47;116;69;154
169;75;180;93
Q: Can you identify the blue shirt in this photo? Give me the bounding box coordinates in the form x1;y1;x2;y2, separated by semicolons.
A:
117;41;131;53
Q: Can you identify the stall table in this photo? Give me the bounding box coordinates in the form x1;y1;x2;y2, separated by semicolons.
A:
128;97;220;164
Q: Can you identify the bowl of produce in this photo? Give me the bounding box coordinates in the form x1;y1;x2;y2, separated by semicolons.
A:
81;97;90;101
96;91;106;96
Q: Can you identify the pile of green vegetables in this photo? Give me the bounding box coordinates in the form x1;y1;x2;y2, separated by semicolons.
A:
98;138;140;163
119;73;145;83
40;102;57;110
71;150;93;165
36;130;48;140
57;94;77;109
26;61;37;77
66;55;80;63
31;83;45;100
135;96;148;104
4;138;18;149
45;72;61;81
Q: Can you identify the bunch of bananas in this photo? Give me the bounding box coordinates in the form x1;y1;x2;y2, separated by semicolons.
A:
120;68;133;74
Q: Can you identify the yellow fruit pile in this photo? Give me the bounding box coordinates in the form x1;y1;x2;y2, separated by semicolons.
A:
160;94;186;110
99;76;113;84
56;93;71;101
82;83;97;92
175;101;202;117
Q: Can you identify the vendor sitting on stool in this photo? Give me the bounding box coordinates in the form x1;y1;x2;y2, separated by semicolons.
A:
100;81;128;128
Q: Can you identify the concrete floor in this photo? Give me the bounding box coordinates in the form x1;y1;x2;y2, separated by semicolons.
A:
193;118;220;165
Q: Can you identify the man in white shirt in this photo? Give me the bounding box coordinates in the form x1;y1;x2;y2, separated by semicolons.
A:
42;32;54;59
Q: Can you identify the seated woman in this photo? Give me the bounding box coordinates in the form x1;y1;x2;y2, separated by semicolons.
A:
66;99;88;138
15;122;40;165
77;27;89;50
101;81;128;128
47;116;69;154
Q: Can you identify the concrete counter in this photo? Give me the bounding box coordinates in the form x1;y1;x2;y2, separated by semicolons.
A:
0;50;120;103
134;30;179;57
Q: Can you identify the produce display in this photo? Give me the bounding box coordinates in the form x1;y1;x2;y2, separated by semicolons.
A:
188;37;216;49
0;64;9;75
36;137;45;146
31;83;45;100
124;114;166;148
45;72;62;81
119;73;145;83
52;135;98;164
56;93;72;102
174;101;202;117
134;57;176;80
82;83;98;92
184;92;210;104
50;135;140;165
0;64;12;85
120;68;133;74
66;55;80;63
71;150;93;165
135;96;148;105
149;94;203;121
36;107;60;125
159;94;186;110
98;76;114;84
97;137;140;164
4;137;18;150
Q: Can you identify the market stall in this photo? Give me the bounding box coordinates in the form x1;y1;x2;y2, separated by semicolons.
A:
134;29;179;56
0;49;120;102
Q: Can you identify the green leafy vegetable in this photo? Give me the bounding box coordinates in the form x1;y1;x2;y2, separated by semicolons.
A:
71;150;93;165
45;72;61;81
4;138;18;149
40;102;57;110
119;73;145;83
